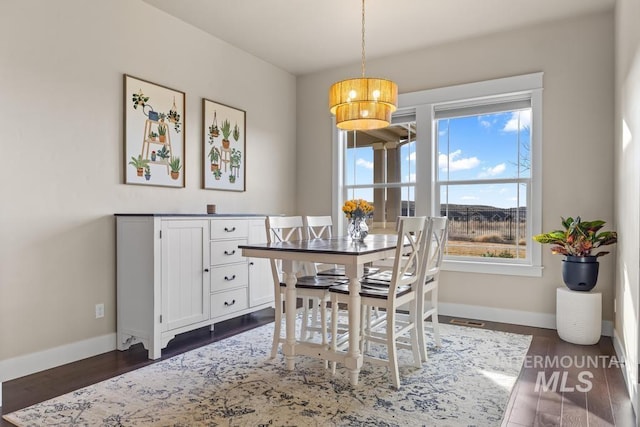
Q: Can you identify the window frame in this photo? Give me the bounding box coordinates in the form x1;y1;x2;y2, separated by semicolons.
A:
332;73;543;277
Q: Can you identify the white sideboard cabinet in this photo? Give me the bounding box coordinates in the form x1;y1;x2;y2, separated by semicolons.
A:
115;214;273;359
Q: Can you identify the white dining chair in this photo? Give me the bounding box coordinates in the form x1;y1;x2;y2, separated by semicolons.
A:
414;216;448;361
329;216;427;389
266;216;343;360
363;216;449;362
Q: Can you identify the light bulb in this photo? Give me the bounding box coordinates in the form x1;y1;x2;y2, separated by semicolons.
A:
372;90;380;100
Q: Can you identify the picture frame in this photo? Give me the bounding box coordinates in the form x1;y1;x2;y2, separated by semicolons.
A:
124;75;185;188
202;98;246;191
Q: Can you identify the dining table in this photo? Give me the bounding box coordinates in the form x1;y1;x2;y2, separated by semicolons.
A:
239;234;398;386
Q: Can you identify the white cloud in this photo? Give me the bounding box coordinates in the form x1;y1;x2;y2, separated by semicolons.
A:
460;195;479;201
407;152;416;162
439;149;480;172
356;158;373;170
503;110;531;132
478;116;492;129
478;163;506;178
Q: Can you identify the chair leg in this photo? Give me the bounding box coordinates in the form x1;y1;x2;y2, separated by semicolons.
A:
432;289;441;347
330;295;339;375
386;311;401;390
409;306;422;368
416;292;428;362
271;294;283;359
300;297;310;341
320;296;329;369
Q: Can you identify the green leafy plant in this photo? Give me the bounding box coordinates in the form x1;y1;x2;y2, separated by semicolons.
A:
132;90;148;109
209;146;220;163
220;119;232;140
233;123;240;141
213;168;222;179
128;155;149;169
169;156;182;173
533;216;617;257
230;148;242;167
157;146;170;160
148;131;158;139
157;124;167;136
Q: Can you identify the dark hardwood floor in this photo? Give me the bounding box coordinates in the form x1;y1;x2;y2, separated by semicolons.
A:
1;310;636;426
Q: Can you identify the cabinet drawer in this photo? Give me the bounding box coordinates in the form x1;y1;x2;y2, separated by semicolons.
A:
211;264;248;292
210;239;247;266
211;287;248;318
210;220;249;240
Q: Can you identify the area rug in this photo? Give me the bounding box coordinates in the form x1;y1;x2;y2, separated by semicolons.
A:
4;321;532;427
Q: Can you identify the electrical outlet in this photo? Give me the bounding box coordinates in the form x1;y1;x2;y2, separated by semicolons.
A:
95;303;104;319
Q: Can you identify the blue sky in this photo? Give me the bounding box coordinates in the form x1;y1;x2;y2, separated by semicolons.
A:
346;109;531;209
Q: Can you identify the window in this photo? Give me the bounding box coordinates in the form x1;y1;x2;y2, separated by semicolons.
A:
436;98;531;262
342;121;417;234
334;73;543;276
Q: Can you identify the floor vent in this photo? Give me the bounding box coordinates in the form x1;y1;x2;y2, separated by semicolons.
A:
450;318;485;328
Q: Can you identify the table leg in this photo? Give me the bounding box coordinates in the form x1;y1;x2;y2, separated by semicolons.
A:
282;261;297;370
345;263;364;385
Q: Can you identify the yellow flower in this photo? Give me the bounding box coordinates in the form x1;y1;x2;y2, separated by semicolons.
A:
342;199;374;219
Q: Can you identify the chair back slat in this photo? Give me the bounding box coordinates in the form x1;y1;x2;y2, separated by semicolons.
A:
389;216;427;292
420;216;448;281
303;215;333;239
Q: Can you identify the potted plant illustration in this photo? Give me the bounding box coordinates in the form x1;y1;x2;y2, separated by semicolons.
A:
233;122;240;142
151;150;157;161
209;146;220;171
128;155;150;177
230;148;242;179
149;131;158;142
144;165;151;181
220;119;232;149
210;111;219;137
533;216;617;291
157;123;167;143
157;145;170;161
169;156;181;180
229;174;236;183
213;168;222;180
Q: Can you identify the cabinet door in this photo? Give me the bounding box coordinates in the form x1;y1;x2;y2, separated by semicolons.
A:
248;219;274;307
161;220;209;331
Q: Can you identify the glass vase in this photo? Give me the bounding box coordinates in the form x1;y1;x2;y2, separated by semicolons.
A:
348;217;369;242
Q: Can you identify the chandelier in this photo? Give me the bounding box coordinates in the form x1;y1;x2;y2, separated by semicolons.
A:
328;0;398;130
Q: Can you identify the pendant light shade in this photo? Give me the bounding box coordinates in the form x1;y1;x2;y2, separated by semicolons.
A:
328;0;398;130
329;77;398;130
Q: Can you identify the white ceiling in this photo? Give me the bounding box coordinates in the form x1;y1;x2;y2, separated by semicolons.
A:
143;0;614;76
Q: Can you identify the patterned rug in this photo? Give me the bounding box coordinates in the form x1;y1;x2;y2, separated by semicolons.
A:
4;321;531;426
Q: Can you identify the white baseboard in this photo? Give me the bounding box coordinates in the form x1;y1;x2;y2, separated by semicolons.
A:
612;328;638;418
439;302;614;337
0;333;116;384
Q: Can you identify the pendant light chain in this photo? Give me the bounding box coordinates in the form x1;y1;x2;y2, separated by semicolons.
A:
361;0;366;78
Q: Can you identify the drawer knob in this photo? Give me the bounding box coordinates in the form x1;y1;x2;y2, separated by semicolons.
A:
224;299;236;307
224;275;236;281
224;227;236;232
224;249;236;256
204;268;209;272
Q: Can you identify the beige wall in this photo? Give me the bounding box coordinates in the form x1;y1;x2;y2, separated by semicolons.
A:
0;0;296;367
614;0;640;412
297;13;615;320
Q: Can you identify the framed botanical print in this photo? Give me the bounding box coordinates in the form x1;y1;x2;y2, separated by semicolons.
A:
124;75;185;187
202;98;246;191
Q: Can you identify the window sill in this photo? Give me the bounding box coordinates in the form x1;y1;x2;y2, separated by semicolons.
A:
442;259;543;277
